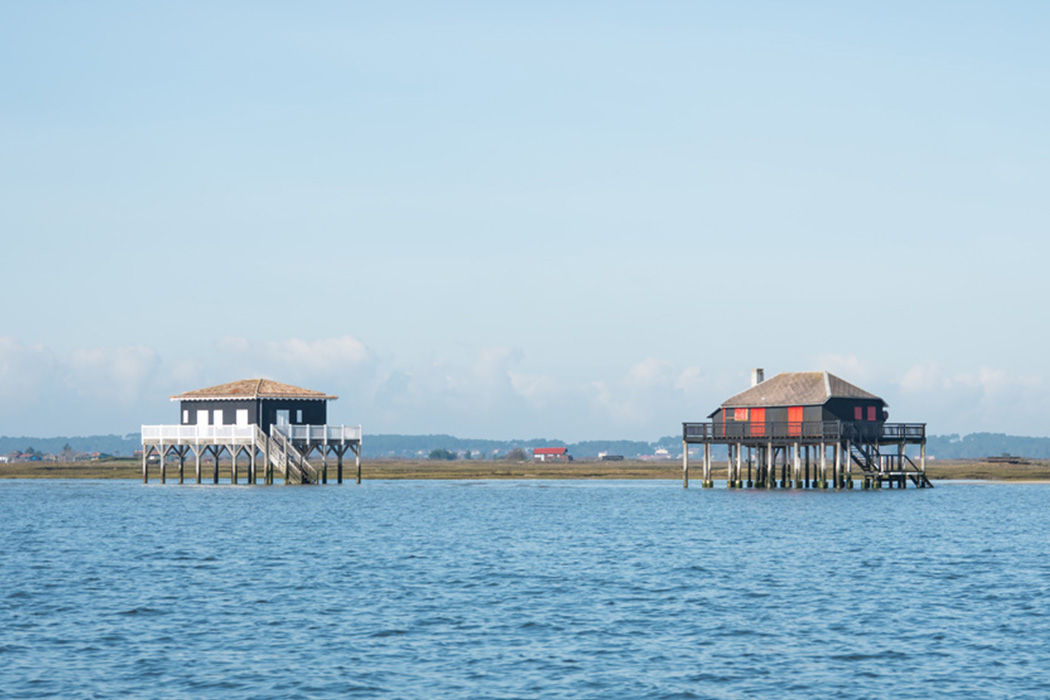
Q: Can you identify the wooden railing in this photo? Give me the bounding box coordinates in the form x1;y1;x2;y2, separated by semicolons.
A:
142;424;361;445
683;421;926;442
271;424;362;443
142;425;257;443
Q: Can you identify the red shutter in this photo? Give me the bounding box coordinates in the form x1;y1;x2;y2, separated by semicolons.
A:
854;406;863;421
751;408;766;437
788;406;803;436
867;406;877;422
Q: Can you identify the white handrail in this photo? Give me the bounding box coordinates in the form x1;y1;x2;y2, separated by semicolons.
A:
271;424;363;442
142;424;361;443
141;425;257;442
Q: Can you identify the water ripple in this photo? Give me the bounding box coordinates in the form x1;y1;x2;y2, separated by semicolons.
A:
1;480;1049;699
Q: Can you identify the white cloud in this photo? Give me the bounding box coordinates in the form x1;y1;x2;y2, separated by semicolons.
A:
217;335;370;376
892;362;1048;434
66;345;160;405
810;353;875;385
508;371;562;408
587;357;711;430
0;337;54;404
6;332;1050;440
0;338;166;433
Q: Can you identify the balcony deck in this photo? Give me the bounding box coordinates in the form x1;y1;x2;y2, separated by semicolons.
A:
683;421;925;445
141;424;362;446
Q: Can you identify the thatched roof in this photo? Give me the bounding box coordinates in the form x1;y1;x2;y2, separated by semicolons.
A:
171;378;337;401
718;371;882;410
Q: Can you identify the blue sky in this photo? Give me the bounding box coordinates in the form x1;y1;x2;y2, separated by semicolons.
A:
2;2;1049;440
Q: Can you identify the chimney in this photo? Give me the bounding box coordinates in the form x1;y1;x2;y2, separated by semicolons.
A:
751;368;764;387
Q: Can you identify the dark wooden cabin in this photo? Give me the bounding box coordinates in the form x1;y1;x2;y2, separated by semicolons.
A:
172;378;337;436
710;371;888;440
682;369;929;490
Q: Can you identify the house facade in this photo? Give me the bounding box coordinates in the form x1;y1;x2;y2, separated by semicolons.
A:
533;447;571;462
709;371;888;440
172;378;336;436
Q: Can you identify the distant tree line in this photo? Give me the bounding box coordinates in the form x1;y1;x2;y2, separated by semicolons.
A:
8;431;1050;461
0;434;140;457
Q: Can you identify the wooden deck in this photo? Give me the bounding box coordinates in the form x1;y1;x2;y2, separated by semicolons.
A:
683;421;925;444
681;420;929;489
140;424;362;485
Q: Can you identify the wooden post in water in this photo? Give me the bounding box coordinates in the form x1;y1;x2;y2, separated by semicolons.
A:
142;448;148;484
264;439;272;485
178;448;185;485
704;443;713;488
920;441;927;486
160;446;166;485
766;442;775;488
212;447;219;484
701;442;709;486
833;442;839;488
793;442;802;488
682;439;689;489
817;442;824;488
845;440;853;489
195;447;202;485
231;448;238;485
355;446;361;485
899;441;907;489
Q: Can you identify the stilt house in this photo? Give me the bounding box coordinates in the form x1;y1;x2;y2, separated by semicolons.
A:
141;378;362;486
683;369;929;490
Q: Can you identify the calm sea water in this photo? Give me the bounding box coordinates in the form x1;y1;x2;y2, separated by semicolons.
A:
1;479;1048;699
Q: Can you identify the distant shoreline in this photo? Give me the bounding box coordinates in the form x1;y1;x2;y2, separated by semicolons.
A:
2;458;1050;482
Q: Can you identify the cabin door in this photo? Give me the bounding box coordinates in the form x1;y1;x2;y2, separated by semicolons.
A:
276;409;290;427
196;409;209;426
788;406;803;436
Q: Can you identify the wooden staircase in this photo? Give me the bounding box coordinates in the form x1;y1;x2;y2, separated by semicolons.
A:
255;425;320;484
849;442;933;488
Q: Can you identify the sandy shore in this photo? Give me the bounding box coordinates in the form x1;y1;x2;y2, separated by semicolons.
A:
2;458;1049;482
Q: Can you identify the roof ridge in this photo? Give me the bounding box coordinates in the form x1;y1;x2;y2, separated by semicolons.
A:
255;378;264;397
823;371;831;400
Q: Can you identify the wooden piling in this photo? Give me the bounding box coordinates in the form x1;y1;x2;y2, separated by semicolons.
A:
682;439;689;489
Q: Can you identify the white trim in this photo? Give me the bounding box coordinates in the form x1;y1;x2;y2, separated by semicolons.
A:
171;396;333;402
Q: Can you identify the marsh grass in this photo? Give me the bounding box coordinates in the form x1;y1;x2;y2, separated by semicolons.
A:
3;458;1049;481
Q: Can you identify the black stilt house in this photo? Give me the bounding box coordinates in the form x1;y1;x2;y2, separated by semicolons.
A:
172;378;337;435
710;370;888;440
682;369;929;489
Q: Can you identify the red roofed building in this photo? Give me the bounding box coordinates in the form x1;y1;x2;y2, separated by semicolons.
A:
533;447;571;462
